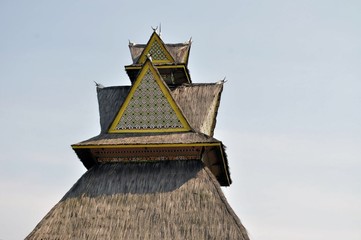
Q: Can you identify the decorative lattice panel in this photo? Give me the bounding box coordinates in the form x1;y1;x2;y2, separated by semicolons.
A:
115;69;183;130
148;40;169;61
93;146;203;162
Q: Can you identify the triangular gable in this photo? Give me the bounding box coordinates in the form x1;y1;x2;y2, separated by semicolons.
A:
137;32;175;64
109;60;191;133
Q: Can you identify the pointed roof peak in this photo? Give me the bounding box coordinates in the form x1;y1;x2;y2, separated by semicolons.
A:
136;31;174;64
109;60;192;133
128;32;191;65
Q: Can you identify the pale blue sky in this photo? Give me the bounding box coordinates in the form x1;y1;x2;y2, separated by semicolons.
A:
1;1;360;239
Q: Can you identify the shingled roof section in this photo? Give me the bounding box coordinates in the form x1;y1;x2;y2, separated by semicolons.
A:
26;161;249;240
97;83;224;136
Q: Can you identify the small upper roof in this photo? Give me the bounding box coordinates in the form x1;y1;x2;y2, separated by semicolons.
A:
129;31;191;65
126;32;192;85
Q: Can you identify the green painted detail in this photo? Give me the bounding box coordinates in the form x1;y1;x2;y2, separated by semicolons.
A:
116;69;183;130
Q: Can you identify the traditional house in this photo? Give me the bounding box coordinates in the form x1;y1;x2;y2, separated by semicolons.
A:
26;30;249;240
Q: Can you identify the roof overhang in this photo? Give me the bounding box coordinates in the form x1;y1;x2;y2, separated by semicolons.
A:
72;142;231;186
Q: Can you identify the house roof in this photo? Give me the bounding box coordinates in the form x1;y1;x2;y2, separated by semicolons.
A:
26;161;249;240
171;83;223;136
85;74;230;185
129;42;191;65
97;83;224;136
126;32;192;85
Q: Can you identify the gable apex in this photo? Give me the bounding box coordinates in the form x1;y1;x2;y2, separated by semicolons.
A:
137;32;175;64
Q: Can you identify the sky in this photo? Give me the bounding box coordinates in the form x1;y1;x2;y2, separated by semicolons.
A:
0;0;360;239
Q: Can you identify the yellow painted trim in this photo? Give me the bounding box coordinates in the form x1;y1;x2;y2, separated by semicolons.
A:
108;67;145;132
125;65;186;70
109;60;192;133
125;66;142;70
72;143;221;149
138;32;175;64
109;128;189;133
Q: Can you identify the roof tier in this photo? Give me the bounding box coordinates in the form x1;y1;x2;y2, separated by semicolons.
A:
26;161;249;240
97;83;224;136
73;57;230;185
72;132;231;186
126;32;192;85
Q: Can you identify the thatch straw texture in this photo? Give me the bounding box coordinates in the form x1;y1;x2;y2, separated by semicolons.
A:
172;83;223;136
97;86;131;133
129;43;191;64
26;161;249;240
97;83;223;135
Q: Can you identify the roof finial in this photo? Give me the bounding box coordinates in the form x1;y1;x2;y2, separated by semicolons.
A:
216;77;227;85
94;81;104;88
159;23;162;36
151;26;158;32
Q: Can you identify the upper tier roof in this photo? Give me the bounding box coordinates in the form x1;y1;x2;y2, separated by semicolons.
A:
129;42;191;64
129;32;191;65
97;83;224;136
126;32;192;85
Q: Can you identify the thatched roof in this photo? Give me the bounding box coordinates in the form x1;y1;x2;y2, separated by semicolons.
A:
129;42;191;65
97;83;223;136
75;65;230;186
28;30;249;239
26;161;249;240
172;83;223;136
97;86;131;133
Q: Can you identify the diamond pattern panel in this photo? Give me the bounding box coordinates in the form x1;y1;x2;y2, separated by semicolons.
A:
116;69;183;130
149;40;168;61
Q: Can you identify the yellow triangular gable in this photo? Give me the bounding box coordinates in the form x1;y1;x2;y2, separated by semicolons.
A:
137;32;175;64
109;60;191;133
